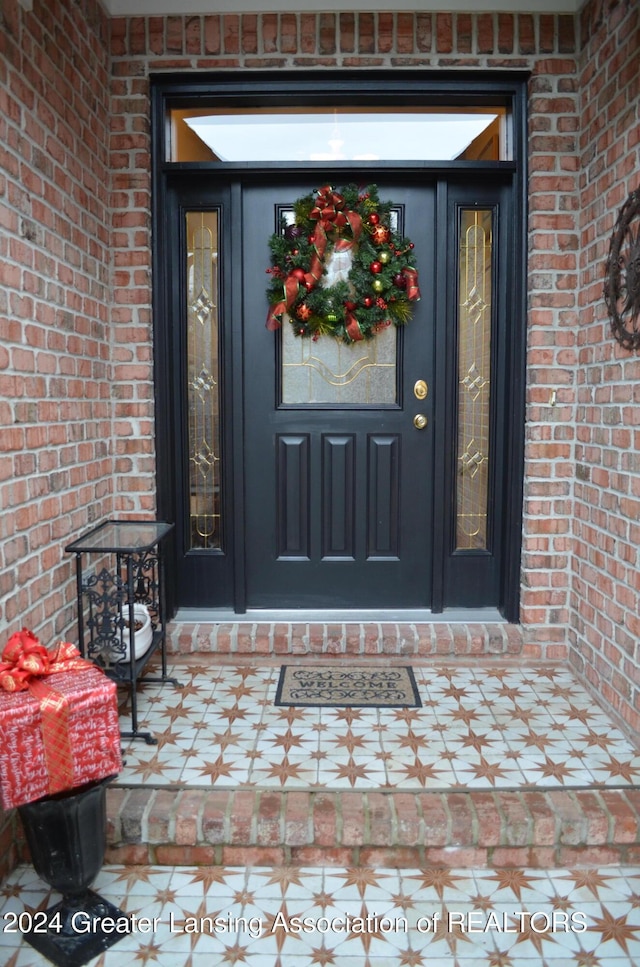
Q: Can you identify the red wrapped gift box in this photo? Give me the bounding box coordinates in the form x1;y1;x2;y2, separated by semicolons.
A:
0;643;122;811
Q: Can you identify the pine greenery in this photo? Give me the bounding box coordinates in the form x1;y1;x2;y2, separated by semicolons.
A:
266;183;420;343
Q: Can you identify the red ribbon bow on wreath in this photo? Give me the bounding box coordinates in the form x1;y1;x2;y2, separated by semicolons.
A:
266;186;364;331
306;186;363;288
309;186;348;230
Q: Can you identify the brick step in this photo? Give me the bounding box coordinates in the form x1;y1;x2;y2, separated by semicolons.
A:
104;786;640;870
168;622;537;658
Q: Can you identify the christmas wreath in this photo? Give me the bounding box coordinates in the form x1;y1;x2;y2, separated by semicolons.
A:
266;183;420;343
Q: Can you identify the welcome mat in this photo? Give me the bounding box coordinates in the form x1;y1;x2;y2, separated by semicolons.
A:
275;665;422;708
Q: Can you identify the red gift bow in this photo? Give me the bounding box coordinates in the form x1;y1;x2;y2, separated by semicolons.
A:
0;629;51;691
0;629;92;692
0;629;98;795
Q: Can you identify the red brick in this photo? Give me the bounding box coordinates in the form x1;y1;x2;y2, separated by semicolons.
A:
256;792;283;846
146;789;178;843
313;794;338;846
394;793;421;846
105;844;152;865
470;792;502;846
222;14;240;54
360;847;423;867
339;13;355;53
230;790;257;843
318;13;336;55
490;847;534;867
284;792;312;846
455;14;472;54
222;846;286;866
341;792;366;846
358;12;375;54
600;790;639;842
367;792;393;846
203;15;221;54
156;845;217;865
375;12;393;53
570;792;610;844
299;14;316;55
175;790;205;846
425;847;487;867
291;847;354;866
202;791;231;844
435;12;453;53
280;13;297;54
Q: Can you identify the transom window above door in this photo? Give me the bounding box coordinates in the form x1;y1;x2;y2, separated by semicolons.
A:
169;105;510;163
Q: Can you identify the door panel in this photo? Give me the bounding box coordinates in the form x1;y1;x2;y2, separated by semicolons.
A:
242;181;435;608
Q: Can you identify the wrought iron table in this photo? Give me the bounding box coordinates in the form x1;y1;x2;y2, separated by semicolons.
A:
66;519;179;744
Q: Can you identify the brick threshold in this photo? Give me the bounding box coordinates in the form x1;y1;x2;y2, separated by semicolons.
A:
103;786;640;870
168;621;542;658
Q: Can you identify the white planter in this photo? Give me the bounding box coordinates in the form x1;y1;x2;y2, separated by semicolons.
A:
119;603;153;662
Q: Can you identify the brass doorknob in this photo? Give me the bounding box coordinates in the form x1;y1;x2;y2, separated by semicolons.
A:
413;413;428;430
414;380;428;400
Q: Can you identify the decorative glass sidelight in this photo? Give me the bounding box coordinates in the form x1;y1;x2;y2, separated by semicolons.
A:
456;208;493;550
186;211;222;549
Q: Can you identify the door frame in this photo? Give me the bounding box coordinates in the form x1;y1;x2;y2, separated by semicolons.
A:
151;70;528;621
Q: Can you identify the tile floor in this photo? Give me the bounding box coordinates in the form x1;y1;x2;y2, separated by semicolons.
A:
4;658;640;966
2;862;640;965
117;659;640;791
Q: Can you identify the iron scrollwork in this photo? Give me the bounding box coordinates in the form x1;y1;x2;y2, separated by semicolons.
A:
604;188;640;350
81;551;160;672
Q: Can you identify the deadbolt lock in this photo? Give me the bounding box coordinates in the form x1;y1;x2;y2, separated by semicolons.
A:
414;380;428;400
413;413;428;430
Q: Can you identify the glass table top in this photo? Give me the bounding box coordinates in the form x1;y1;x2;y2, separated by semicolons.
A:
65;520;174;553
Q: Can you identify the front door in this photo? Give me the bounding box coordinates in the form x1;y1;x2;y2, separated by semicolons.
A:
243;180;435;609
160;171;518;616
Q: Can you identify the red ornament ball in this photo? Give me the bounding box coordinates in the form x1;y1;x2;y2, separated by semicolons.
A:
370;261;382;274
291;268;306;282
368;213;380;226
363;296;374;308
393;272;406;289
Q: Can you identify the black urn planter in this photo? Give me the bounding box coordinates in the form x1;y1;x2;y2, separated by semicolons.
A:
18;776;129;967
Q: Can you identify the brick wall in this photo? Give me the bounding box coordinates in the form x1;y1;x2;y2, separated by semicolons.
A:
109;10;581;657
0;0;114;644
0;0;113;880
569;0;640;733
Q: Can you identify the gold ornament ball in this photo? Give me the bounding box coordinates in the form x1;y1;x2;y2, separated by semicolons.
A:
372;278;384;293
379;250;391;264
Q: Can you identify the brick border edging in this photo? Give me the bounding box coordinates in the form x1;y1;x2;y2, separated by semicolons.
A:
104;786;640;869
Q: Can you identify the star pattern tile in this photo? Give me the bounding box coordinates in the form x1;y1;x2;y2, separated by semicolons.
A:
115;661;640;791
2;864;640;966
